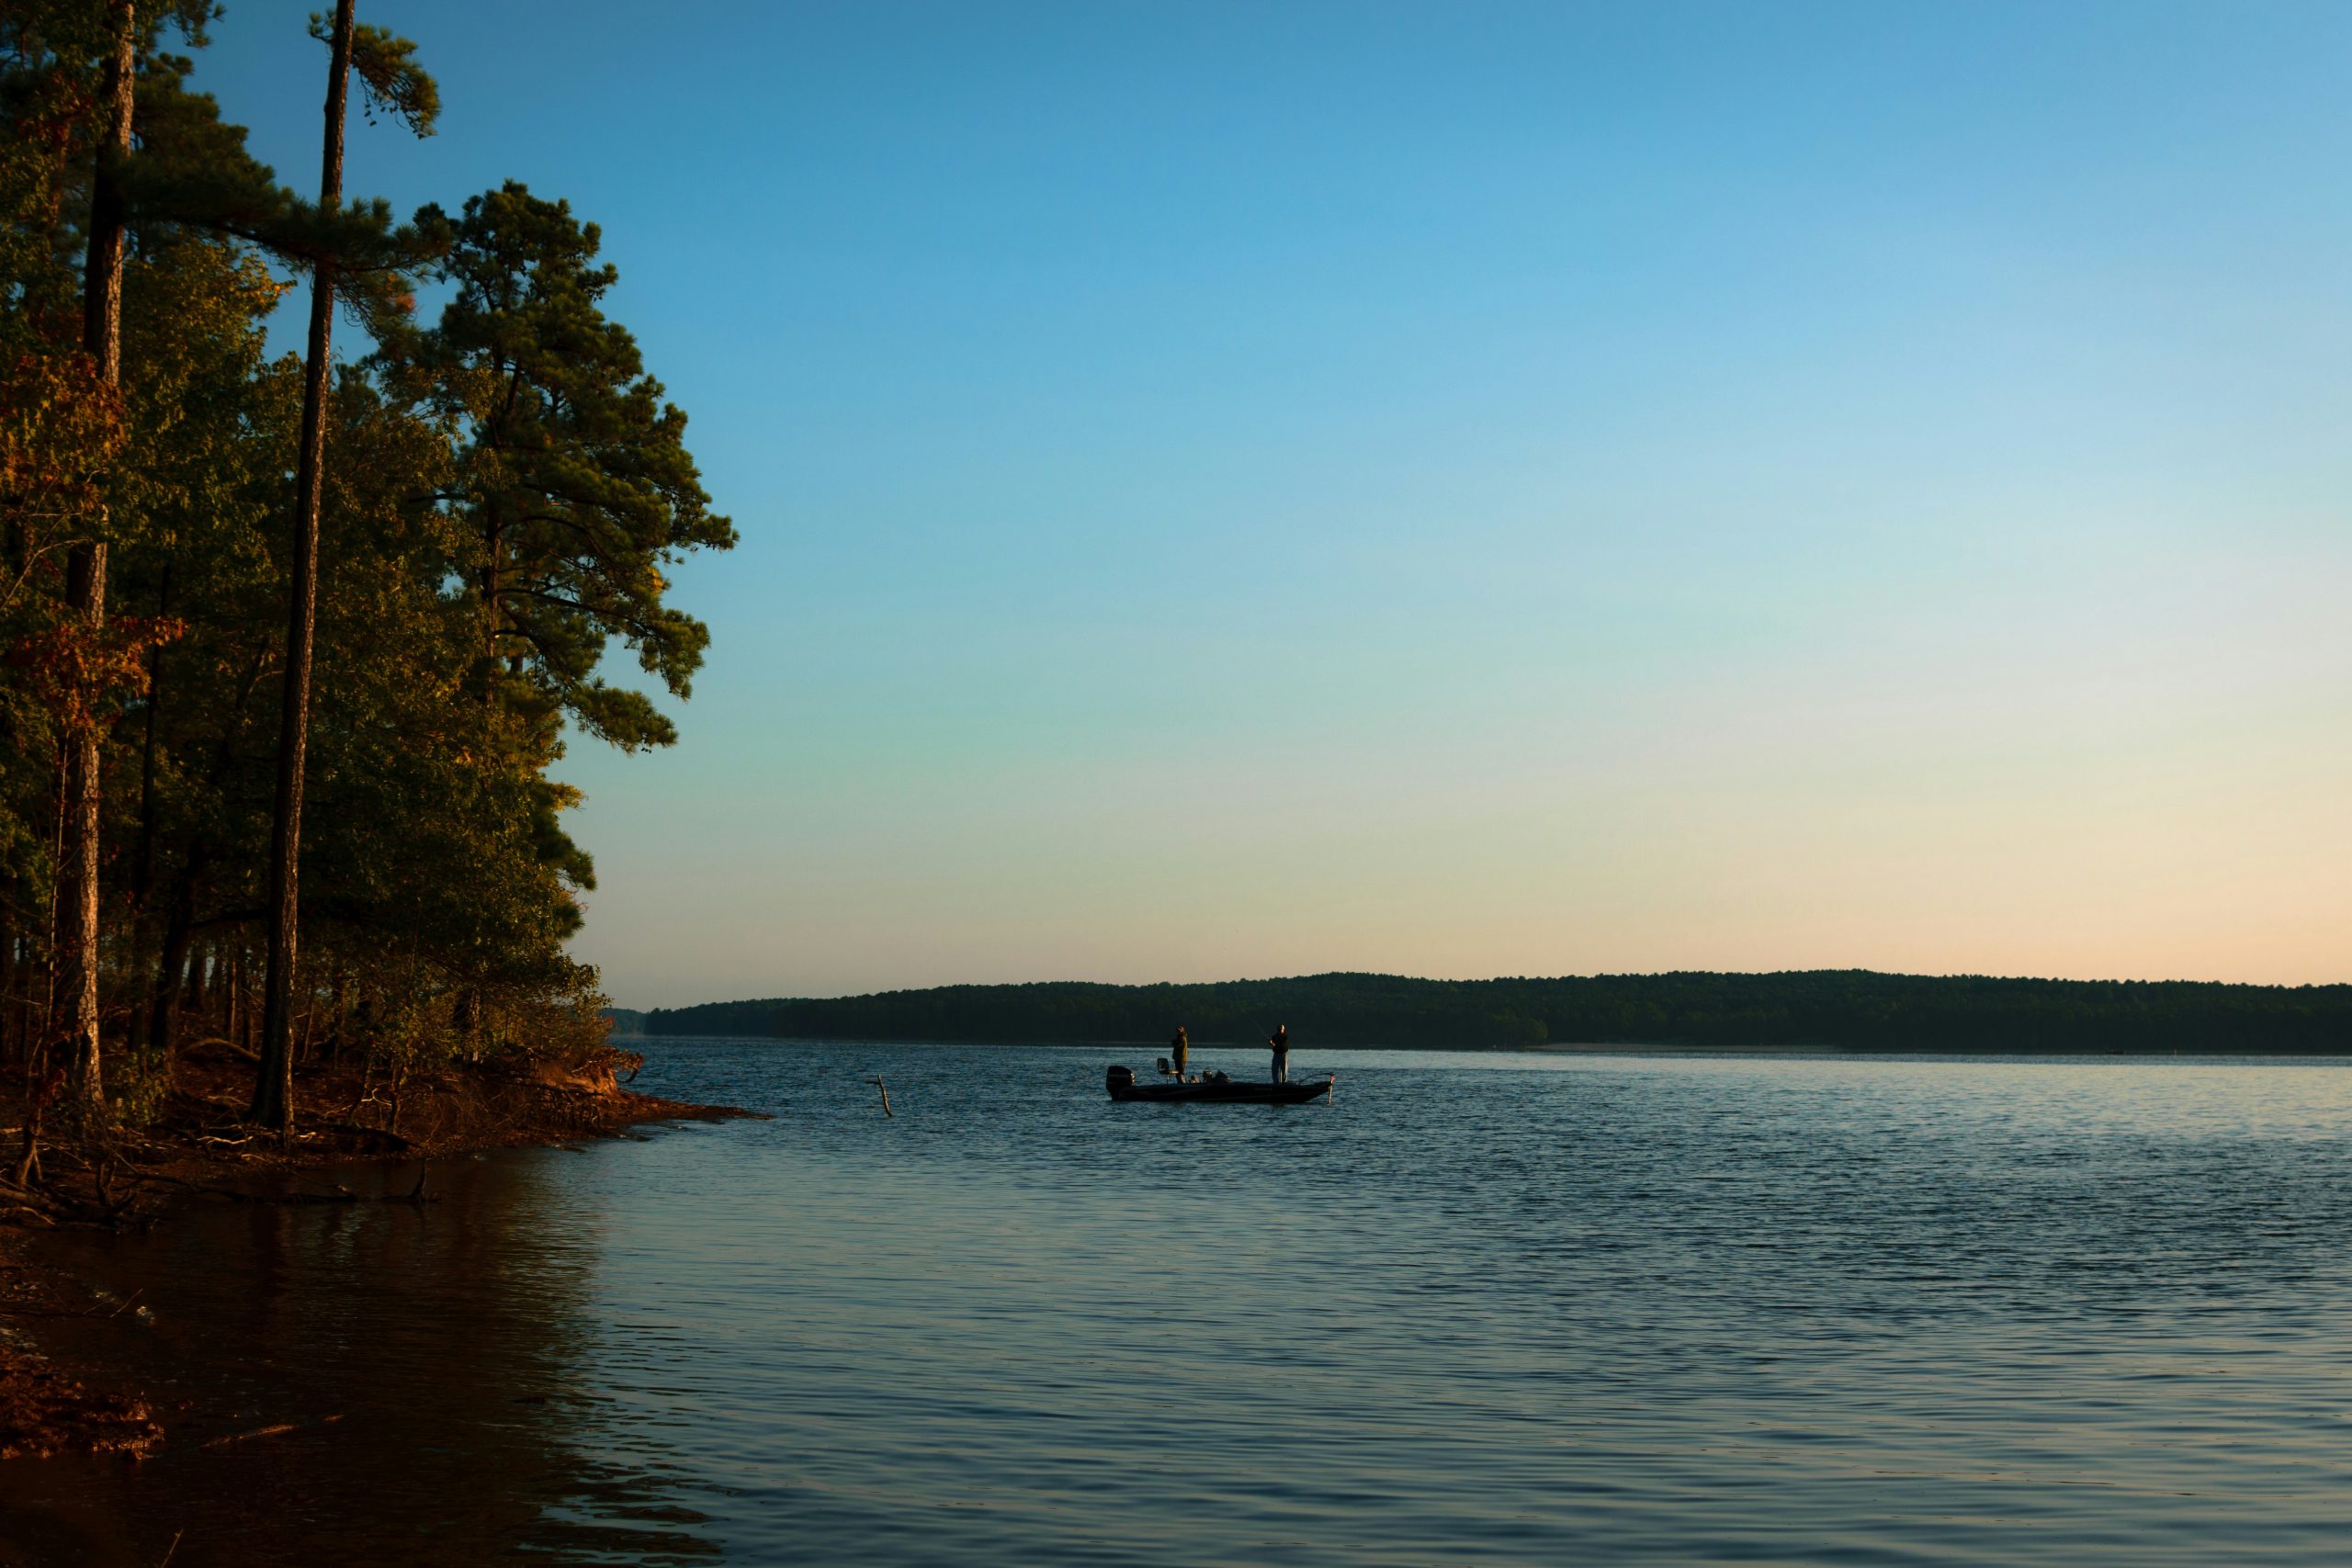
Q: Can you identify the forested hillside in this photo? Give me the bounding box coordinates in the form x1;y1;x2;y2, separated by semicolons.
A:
646;971;2352;1054
1;3;730;1147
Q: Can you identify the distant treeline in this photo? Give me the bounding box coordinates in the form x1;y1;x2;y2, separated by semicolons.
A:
641;971;2352;1054
601;1009;648;1037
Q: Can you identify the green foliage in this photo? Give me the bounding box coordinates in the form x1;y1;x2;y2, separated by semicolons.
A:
109;1038;173;1126
379;181;736;750
0;6;732;1102
341;22;438;138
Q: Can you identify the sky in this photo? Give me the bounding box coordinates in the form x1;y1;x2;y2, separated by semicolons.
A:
184;2;2352;1007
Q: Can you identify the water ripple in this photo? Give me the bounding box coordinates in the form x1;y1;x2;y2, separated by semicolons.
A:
9;1044;2352;1564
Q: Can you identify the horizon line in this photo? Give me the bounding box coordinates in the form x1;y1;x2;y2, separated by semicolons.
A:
616;965;2352;1013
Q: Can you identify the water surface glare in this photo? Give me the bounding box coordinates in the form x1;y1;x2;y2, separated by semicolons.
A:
9;1043;2352;1564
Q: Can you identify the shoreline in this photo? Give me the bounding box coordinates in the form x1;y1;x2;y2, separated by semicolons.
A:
628;1033;2352;1059
2;1045;758;1462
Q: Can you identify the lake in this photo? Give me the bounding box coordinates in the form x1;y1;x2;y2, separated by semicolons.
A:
7;1042;2352;1564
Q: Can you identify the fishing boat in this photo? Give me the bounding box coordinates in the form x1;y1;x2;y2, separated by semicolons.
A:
1104;1064;1335;1104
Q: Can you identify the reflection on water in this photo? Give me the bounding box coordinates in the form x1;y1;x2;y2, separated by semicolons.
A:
9;1043;2352;1564
1;1154;709;1567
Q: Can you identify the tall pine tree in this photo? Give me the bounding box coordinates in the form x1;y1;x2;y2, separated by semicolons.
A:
253;3;436;1129
54;0;138;1123
379;183;735;755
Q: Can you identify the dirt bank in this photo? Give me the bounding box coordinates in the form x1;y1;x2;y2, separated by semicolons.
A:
1;1041;754;1461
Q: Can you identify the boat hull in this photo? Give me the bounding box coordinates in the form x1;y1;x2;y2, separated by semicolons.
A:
1106;1075;1334;1104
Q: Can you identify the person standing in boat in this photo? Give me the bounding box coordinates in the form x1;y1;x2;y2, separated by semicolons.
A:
1268;1023;1290;1084
1170;1024;1190;1082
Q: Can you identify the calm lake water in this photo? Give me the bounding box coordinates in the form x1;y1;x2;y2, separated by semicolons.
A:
8;1042;2352;1565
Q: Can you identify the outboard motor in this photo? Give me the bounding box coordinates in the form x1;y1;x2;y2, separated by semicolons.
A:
1106;1065;1135;1092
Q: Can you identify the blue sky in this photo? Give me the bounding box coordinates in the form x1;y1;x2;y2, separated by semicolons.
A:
187;3;2352;1005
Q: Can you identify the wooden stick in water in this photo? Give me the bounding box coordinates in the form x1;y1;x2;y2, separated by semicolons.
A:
870;1076;893;1117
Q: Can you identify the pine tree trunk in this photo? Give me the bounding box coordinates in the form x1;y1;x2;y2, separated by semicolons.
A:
0;924;17;1073
147;876;195;1083
187;939;209;1018
56;2;137;1125
254;0;357;1130
128;560;170;1012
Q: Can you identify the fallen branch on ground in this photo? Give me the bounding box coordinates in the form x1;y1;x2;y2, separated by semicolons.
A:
200;1412;343;1450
